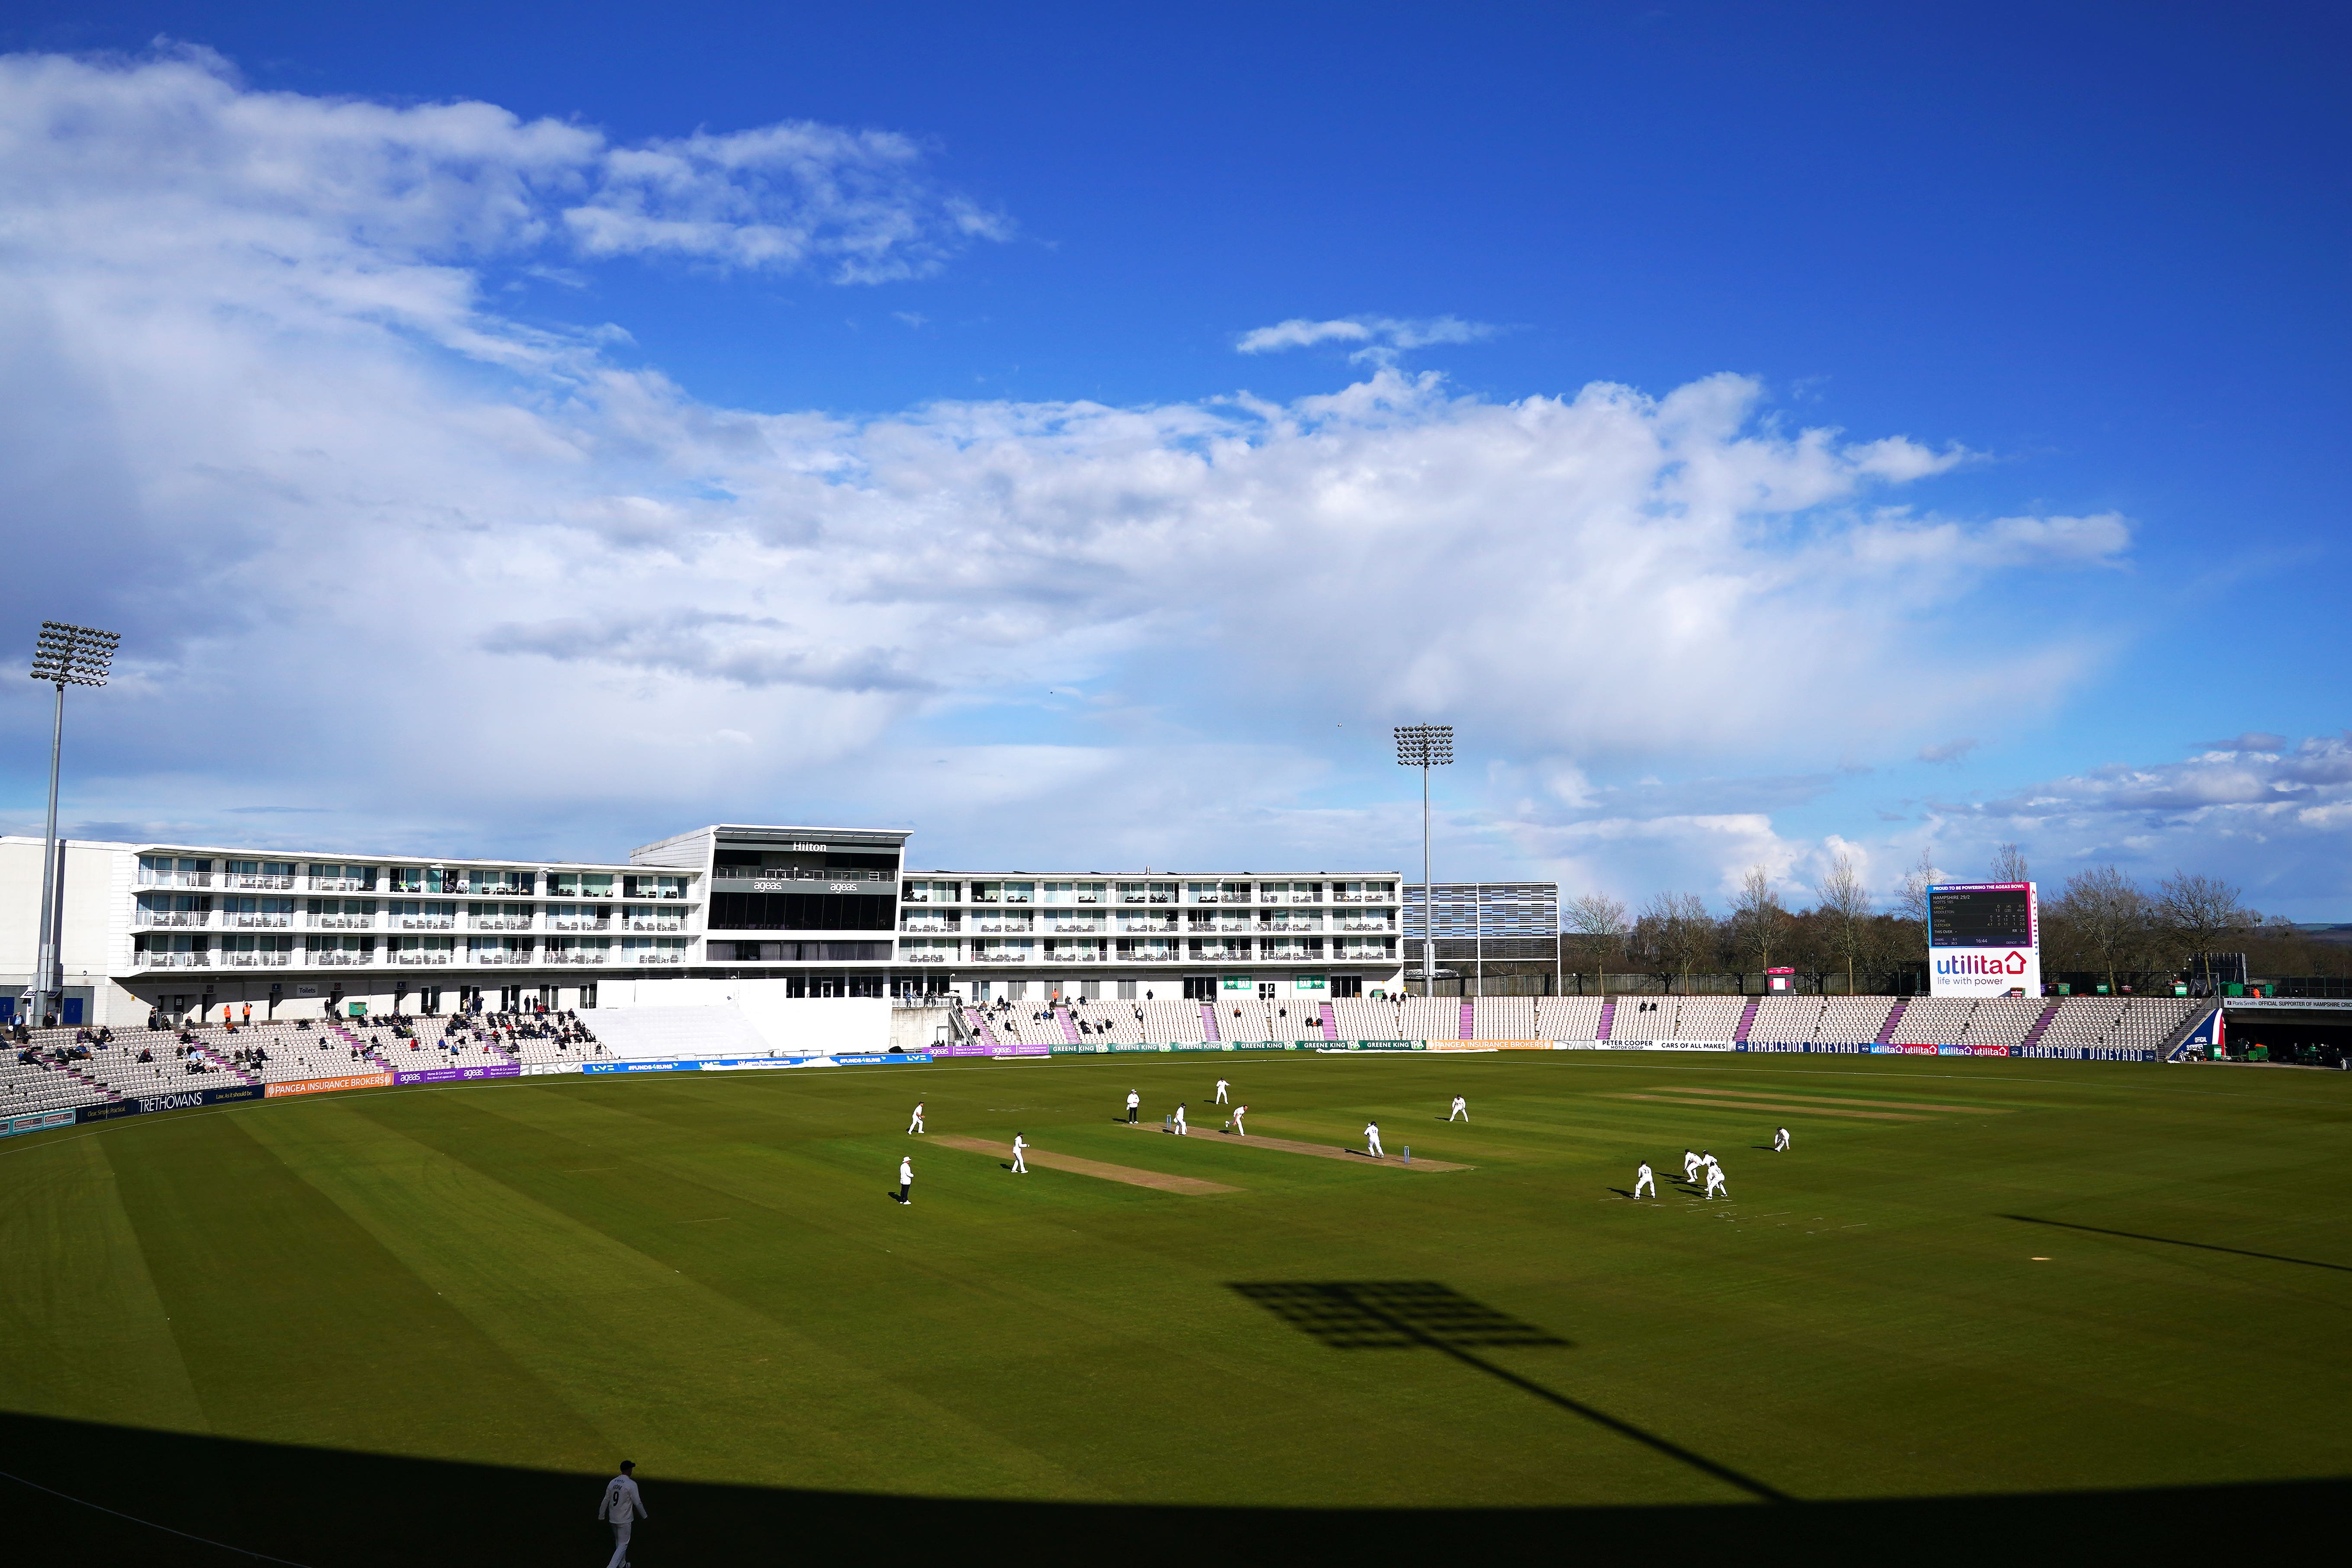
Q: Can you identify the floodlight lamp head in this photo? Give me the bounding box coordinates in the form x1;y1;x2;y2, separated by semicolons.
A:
28;621;120;687
1392;723;1454;768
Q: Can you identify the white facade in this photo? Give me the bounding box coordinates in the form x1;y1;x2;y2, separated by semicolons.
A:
0;825;1404;1023
891;871;1404;1003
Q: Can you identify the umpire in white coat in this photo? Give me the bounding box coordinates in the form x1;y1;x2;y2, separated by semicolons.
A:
598;1460;646;1567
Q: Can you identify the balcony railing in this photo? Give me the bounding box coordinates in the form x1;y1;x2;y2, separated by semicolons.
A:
138;871;211;888
309;952;373;967
903;953;951;963
229;914;292;929
470;918;533;932
1048;923;1105;935
546;952;607;964
139;951;210;967
466;885;535;897
222;952;292;968
1120;921;1179;934
641;951;684;964
975;952;1030;963
473;951;538;965
224;874;295;890
397;916;456;930
900;922;958;933
308;877;372;893
311;915;374;929
902;893;930;903
1341;921;1392;932
549;919;609;932
137;911;208;928
624;919;683;932
973;922;1031;933
394;952;456;965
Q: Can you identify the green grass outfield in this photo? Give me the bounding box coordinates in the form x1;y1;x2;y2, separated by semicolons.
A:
3;1050;2349;1520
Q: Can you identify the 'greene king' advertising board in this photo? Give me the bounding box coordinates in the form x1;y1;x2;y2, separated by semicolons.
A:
1927;882;2040;999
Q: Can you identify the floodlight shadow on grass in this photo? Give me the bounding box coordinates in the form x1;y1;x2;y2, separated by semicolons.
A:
2002;1215;2352;1274
1231;1281;1569;1350
1231;1281;1786;1504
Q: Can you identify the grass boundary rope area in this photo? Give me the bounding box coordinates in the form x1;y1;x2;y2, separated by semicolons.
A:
3;1411;2343;1565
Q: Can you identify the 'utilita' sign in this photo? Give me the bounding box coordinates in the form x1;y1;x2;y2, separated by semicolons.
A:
1927;882;2040;999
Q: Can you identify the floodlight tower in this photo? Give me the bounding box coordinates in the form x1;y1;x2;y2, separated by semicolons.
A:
1393;723;1453;993
26;622;118;1026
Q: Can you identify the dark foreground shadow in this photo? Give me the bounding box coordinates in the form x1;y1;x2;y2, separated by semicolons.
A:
2;1408;2342;1566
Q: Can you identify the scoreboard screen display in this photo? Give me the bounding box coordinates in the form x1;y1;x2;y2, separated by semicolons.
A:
1928;884;2035;948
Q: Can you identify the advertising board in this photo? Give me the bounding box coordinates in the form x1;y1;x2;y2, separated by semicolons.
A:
2;1110;77;1140
266;1070;395;1097
1928;882;2042;999
390;1064;517;1087
75;1083;264;1122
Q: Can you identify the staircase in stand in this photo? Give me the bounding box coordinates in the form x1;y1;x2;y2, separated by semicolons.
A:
1055;1006;1081;1044
1200;1002;1221;1042
1874;999;1909;1045
2018;999;2061;1051
1458;999;1476;1040
194;1043;259;1086
1734;999;1760;1043
1597;999;1616;1040
1319;1001;1339;1041
961;1007;1003;1049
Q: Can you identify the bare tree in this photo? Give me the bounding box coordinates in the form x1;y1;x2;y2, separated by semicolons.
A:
1815;851;1872;996
2059;865;2151;995
1729;866;1790;986
1662;892;1714;990
1896;847;1940;925
2156;871;2249;993
1565;893;1630;997
1990;842;2029;883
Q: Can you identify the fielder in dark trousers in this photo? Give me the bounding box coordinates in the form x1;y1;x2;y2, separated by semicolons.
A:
598;1461;646;1567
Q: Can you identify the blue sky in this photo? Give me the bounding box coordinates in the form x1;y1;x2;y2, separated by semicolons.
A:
0;3;2346;914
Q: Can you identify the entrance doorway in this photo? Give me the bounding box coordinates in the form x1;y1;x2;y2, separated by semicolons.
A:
1182;976;1216;1001
1257;982;1276;1001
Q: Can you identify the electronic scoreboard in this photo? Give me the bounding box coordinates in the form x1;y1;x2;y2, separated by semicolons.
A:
1925;881;2040;998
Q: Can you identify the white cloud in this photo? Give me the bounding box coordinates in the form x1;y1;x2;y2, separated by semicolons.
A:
1237;314;1497;363
0;51;2147;883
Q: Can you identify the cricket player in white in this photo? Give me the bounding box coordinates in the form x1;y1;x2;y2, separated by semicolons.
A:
598;1461;646;1568
1448;1095;1468;1122
1215;1078;1230;1104
907;1101;925;1134
1773;1126;1790;1151
1704;1162;1728;1199
1682;1149;1701;1183
1125;1089;1141;1123
1633;1162;1655;1198
897;1156;914;1204
1173;1102;1189;1136
1365;1121;1384;1157
1230;1103;1248;1136
1011;1134;1028;1173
